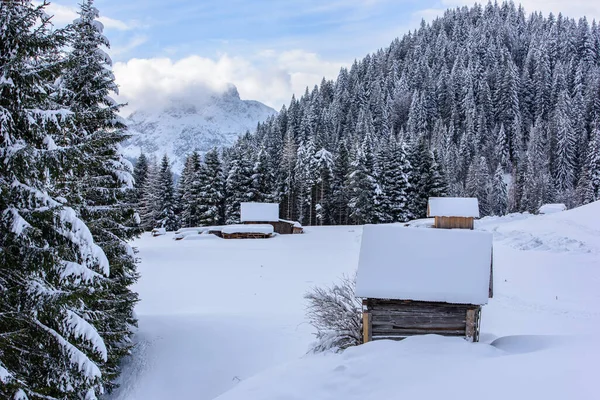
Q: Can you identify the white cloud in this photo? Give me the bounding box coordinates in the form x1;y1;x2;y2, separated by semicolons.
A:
110;35;149;57
44;2;136;30
113;51;348;114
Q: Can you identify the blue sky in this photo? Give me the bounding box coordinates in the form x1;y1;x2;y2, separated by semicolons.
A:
46;0;600;113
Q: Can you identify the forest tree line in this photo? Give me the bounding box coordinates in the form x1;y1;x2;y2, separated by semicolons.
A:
1;1;139;398
135;1;600;231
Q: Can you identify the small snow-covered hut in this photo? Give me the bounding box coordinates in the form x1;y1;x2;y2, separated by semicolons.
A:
240;202;302;234
538;203;567;215
221;224;274;239
356;225;493;343
427;197;479;229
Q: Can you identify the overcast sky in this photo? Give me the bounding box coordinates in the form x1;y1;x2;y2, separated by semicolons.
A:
47;0;600;114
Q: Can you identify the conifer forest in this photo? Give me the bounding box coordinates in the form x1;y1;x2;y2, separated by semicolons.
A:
136;1;600;230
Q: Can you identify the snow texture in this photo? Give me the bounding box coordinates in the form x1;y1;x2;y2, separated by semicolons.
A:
240;202;279;222
0;364;11;384
355;225;492;304
538;203;567;214
215;335;597;400
279;218;302;228
221;224;274;235
34;320;101;380
64;311;108;362
60;261;103;284
427;197;480;218
58;207;110;276
107;201;600;400
5;207;31;236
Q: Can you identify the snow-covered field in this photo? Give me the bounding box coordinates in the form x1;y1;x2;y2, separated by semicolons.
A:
108;202;600;400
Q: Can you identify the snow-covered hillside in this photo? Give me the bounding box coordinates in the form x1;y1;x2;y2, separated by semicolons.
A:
107;202;600;400
122;84;276;172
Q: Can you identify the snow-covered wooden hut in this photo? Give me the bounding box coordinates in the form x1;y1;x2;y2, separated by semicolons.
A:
240;202;302;234
538;203;567;215
427;197;479;229
356;225;493;343
221;224;274;239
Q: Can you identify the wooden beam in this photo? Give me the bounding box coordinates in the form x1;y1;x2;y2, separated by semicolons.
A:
465;309;476;342
362;312;372;344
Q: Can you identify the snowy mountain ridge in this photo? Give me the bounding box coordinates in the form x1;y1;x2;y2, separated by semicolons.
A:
122;84;276;172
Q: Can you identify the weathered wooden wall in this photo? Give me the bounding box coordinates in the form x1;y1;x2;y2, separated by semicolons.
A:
243;221;294;234
222;232;271;239
434;216;474;229
362;299;481;343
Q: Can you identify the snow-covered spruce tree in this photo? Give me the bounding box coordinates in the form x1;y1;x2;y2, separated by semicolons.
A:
59;0;141;391
178;152;201;228
375;135;411;223
139;157;159;231
347;142;378;225
0;1;112;398
225;148;253;224
576;126;600;204
155;155;179;231
521;122;554;213
330;140;350;225
488;165;508;216
553;89;577;205
314;147;334;225
304;275;362;353
279;126;297;221
250;147;274;203
133;153;149;206
408;137;448;218
198;148;225;226
295;140;317;225
466;156;491;216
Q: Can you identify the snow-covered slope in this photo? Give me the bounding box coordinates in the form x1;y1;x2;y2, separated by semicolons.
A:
122;85;276;172
107;202;600;400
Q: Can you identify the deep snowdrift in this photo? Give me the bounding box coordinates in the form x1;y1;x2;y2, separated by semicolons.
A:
107;202;600;400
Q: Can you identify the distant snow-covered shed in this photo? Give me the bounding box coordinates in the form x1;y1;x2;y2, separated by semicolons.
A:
356;225;493;343
240;202;302;234
538;203;567;215
221;224;274;239
427;197;480;229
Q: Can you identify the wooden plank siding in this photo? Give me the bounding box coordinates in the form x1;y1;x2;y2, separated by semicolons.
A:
221;232;272;239
363;299;482;342
243;220;294;234
434;216;474;229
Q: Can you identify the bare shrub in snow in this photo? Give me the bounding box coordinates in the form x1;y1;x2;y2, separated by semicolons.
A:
305;275;362;353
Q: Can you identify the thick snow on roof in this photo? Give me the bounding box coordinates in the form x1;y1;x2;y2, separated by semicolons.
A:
428;197;480;218
240;202;279;222
355;225;492;305
538;203;567;214
279;218;303;228
221;224;274;235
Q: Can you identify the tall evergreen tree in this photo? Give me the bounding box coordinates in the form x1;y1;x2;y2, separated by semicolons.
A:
331;140;351;225
198;149;225;226
576;127;600;204
155;155;179;231
489;165;508;216
178;152;201;227
225;148;253;224
375;136;411;222
0;2;111;397
60;0;140;391
314;148;334;225
133;153;149;205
